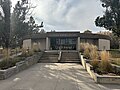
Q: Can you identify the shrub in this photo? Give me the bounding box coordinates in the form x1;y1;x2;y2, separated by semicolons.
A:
83;43;91;59
99;51;112;74
21;48;34;57
0;57;25;70
90;46;99;70
83;47;90;59
3;48;11;60
80;43;85;53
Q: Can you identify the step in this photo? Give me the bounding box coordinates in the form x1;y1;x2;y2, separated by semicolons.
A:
60;61;80;63
39;60;58;63
61;59;80;61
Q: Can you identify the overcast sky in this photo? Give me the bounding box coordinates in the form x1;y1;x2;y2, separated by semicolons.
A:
11;0;106;32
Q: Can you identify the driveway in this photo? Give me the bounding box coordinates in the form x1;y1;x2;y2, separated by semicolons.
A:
0;63;119;90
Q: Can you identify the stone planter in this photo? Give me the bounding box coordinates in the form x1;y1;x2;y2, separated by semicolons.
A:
0;66;17;80
0;52;43;80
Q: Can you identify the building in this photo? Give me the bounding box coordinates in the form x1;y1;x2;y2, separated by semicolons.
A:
23;32;110;51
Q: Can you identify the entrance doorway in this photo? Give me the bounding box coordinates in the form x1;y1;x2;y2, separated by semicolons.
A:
50;37;77;50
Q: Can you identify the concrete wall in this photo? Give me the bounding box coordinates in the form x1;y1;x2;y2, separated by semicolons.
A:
36;39;46;51
23;39;46;51
98;39;110;50
23;39;32;49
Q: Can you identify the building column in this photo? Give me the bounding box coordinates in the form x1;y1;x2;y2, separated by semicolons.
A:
46;37;49;50
77;37;80;51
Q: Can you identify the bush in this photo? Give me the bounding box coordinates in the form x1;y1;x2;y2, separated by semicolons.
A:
80;43;85;53
0;57;25;70
99;51;112;74
21;48;34;57
90;48;99;70
82;43;98;59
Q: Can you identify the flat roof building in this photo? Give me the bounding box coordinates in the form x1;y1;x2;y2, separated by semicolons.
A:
23;32;110;51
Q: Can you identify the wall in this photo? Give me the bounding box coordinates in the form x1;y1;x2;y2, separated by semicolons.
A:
34;39;46;51
98;39;110;50
23;39;32;49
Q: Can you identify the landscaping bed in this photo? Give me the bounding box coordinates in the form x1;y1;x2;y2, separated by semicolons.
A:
0;52;43;80
80;54;120;84
79;43;120;84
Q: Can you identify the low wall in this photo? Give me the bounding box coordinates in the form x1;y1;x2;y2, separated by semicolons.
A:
80;54;86;69
0;52;43;80
81;54;120;84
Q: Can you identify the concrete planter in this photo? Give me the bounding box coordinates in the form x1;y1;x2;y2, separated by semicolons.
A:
80;54;120;84
0;52;43;80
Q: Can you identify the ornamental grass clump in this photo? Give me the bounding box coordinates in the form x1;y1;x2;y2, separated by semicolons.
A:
83;43;91;59
90;45;99;70
80;43;85;53
99;51;112;74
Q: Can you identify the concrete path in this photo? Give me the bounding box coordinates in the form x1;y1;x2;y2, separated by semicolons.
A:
0;63;120;90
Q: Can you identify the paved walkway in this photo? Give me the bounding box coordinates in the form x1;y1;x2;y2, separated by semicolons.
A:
0;63;120;90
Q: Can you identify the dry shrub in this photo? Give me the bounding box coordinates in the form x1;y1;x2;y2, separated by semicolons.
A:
90;46;99;70
99;51;112;73
83;43;91;58
80;43;85;53
3;48;11;60
21;48;27;56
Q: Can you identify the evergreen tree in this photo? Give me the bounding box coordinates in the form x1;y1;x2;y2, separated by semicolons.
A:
95;0;120;49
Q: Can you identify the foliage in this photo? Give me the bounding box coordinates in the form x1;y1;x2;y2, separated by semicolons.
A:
95;0;120;37
99;51;112;74
11;0;30;46
20;48;34;57
80;43;85;53
3;49;11;60
0;0;11;49
0;57;24;70
83;45;90;59
89;45;99;70
28;16;42;35
80;43;98;59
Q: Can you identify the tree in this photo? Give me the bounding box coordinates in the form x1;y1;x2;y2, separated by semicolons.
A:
0;0;11;59
11;0;32;47
28;16;43;34
0;0;11;49
95;0;120;49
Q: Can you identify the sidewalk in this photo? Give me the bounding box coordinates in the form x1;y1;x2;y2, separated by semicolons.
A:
0;63;119;90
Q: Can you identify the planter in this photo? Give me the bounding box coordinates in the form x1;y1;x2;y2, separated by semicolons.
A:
0;66;17;80
86;63;120;84
80;54;120;84
0;52;43;80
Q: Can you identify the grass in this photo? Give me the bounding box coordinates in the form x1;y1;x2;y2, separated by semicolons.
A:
99;51;112;74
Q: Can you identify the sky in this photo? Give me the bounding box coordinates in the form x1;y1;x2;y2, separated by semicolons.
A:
11;0;106;33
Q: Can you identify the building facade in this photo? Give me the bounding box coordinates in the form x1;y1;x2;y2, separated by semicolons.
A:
23;32;110;51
